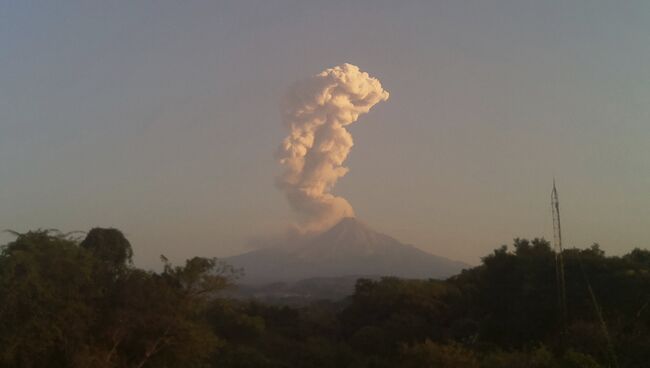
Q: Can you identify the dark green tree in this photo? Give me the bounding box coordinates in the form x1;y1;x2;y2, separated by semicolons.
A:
80;228;133;273
0;230;100;367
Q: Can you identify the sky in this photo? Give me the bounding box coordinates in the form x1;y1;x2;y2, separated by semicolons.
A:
1;0;649;268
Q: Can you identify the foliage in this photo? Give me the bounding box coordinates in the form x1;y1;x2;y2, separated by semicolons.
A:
400;340;479;368
0;230;99;367
80;227;133;273
0;229;236;368
1;230;649;367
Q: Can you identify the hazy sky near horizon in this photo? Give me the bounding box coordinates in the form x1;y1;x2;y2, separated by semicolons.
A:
2;1;649;268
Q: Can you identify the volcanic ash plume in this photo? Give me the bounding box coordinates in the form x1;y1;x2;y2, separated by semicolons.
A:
277;63;389;232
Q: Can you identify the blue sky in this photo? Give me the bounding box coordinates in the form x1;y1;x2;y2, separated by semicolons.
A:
1;1;649;267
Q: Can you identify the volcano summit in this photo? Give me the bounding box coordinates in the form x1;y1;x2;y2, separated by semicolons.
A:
226;217;469;284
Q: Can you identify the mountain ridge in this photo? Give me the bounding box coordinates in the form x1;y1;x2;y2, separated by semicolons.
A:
226;217;469;284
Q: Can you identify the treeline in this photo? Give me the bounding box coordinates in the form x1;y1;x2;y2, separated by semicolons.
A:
1;229;649;367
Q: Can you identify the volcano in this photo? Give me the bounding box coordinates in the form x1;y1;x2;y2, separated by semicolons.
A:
226;217;469;284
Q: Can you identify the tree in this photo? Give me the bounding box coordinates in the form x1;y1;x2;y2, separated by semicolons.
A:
80;228;133;274
0;230;100;367
0;228;238;368
94;256;237;367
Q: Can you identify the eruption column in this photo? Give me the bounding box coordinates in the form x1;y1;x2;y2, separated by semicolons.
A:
277;64;389;232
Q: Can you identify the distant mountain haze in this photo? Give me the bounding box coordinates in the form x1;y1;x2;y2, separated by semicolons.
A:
226;217;469;284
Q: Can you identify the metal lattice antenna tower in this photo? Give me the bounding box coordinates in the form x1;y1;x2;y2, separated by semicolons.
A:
552;179;568;334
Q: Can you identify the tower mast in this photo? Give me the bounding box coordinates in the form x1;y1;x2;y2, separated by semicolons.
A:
552;180;568;334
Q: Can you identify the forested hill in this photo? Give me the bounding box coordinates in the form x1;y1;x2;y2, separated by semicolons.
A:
1;229;649;367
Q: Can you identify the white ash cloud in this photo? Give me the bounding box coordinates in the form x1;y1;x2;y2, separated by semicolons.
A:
276;64;389;232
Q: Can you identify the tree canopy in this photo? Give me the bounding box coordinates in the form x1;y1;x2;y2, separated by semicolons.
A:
1;229;648;367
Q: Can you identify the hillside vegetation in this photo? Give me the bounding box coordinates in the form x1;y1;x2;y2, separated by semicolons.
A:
1;229;649;367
